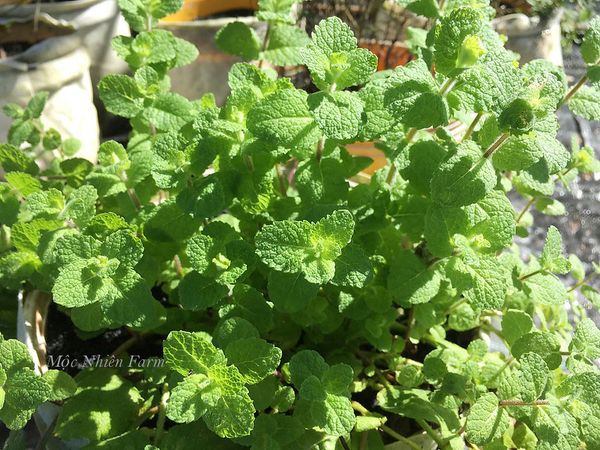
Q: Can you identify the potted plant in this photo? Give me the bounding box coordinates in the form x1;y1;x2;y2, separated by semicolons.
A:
491;0;596;65
0;15;99;163
2;0;600;448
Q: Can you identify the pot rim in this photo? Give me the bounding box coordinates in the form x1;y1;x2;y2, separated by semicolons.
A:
0;0;105;15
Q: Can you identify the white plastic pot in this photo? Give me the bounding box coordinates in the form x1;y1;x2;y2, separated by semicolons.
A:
0;0;129;86
0;25;100;162
493;10;563;66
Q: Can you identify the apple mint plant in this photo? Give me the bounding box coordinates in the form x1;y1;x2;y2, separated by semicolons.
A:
2;0;600;447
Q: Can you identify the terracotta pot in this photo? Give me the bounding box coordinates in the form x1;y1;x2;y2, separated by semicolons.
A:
163;0;258;22
359;38;413;71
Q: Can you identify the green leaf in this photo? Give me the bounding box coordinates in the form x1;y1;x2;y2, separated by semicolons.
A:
42;370;77;401
98;75;144;118
224;338;282;384
451;47;521;115
143;93;193;131
330;244;373;288
216;22;261;60
434;8;489;75
388;250;441;305
312;16;356;54
164;330;255;438
213;317;259;349
568;85;600;121
163;331;226;376
267;271;319;313
257;0;300;24
118;0;183;31
178;272;228;311
5;172;41;196
465;393;509;445
301;17;377;91
247;88;321;153
255;210;354;284
3;367;51;410
512;332;561;370
262;24;310;65
289;351;355;437
308;91;364;140
55;372;144;442
569;318;600;364
453;255;509;310
501;309;533;347
431;141;496;207
0;144;39;175
523;272;567;305
518;353;549;403
384;59;449;129
540;226;570;274
166;373;210;423
581;17;600;65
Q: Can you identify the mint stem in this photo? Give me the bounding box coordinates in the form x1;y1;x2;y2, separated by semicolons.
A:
499;399;549;407
416;419;448;449
483;133;509;159
462;112;484;142
258;25;272;69
519;269;543;281
516;197;535;224
154;385;170;445
568;272;598;292
560;74;588;107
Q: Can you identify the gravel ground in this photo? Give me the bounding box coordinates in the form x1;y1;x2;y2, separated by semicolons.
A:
512;45;600;323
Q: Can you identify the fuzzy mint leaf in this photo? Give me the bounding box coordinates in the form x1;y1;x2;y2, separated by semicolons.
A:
163;331;255;438
223;338;282;384
465;393;509;445
568;85;600;121
501;309;533;347
255;210;354;284
499;352;549;403
163;331;226;376
581;17;600;65
434;8;490;75
0;144;38;175
118;0;183;32
569;318;600;365
330;244;373;289
300;17;377;91
143;93;193;131
384;59;449;129
247;88;321;154
55;372;144;442
540;226;570;274
430;141;496;207
261;24;310;65
451;47;520;115
523;272;567;306
387;250;441;306
178;272;228;311
451;254;509;310
98;75;144;118
267;271;319;313
512;331;561;370
308;91;364;140
215;22;261;60
257;0;301;24
289;350;355;437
